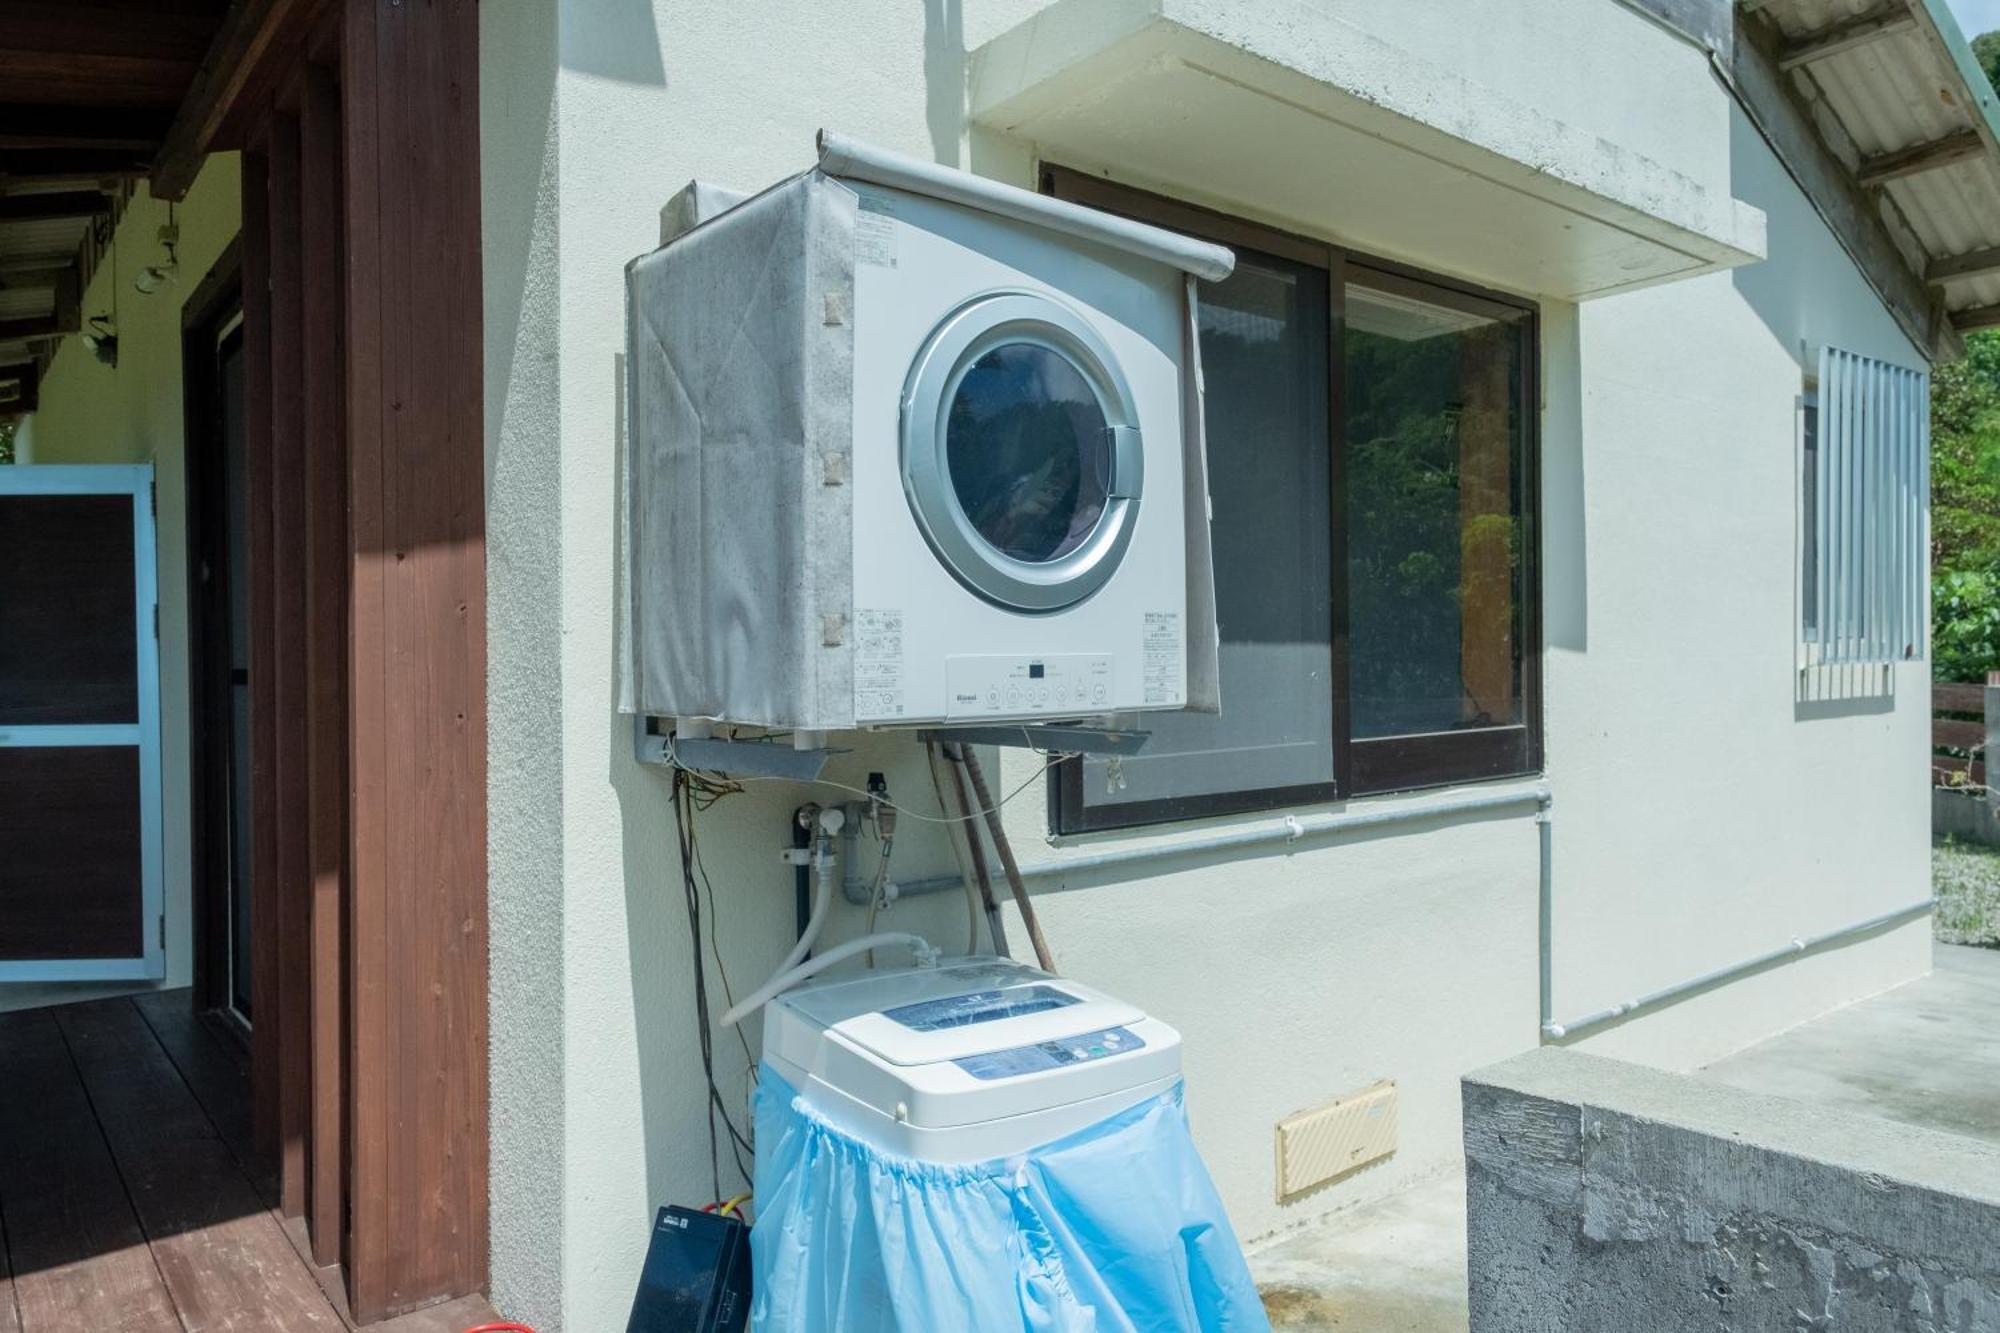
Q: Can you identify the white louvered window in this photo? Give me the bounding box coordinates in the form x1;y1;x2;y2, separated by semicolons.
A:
1802;347;1929;665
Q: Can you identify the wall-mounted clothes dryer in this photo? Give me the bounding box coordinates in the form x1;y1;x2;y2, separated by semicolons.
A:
621;131;1234;732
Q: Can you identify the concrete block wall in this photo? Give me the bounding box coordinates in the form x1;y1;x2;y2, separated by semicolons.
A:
1463;1048;2000;1332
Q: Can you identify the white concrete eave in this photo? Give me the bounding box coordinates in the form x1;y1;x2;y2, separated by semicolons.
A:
970;0;1768;300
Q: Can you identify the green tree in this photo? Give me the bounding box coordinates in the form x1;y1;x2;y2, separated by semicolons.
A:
1932;328;2000;571
0;417;14;465
1931;31;2000;681
1975;30;2000;94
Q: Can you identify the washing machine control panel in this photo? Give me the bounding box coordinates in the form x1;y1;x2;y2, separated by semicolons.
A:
951;1026;1148;1082
944;654;1113;718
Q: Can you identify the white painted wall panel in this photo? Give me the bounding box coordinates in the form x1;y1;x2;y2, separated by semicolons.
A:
479;5;1933;1328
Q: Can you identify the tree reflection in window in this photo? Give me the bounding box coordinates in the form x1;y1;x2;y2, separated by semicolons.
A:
1346;281;1525;739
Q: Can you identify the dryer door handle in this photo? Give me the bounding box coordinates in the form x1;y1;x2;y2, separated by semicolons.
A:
1105;425;1144;500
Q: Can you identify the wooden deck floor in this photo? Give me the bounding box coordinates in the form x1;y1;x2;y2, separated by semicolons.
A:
0;992;503;1333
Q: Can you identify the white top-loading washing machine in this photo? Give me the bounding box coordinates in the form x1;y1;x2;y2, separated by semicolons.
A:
762;956;1182;1162
624;132;1235;733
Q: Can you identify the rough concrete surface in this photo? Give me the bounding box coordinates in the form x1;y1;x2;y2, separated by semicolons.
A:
1252;1175;1471;1332
1703;943;2000;1148
1464;1046;2000;1332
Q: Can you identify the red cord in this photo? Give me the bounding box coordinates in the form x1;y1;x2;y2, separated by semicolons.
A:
462;1324;537;1333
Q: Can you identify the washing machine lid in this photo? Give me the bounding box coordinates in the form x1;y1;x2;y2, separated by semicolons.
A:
777;958;1144;1067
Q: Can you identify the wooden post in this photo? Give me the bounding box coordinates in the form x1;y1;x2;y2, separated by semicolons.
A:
240;141;281;1191
340;0;488;1318
1987;672;1999;820
299;59;348;1273
264;110;313;1223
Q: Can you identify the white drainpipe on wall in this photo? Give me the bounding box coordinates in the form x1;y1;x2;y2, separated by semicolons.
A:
1540;895;1938;1041
841;775;1934;1045
858;783;1552;902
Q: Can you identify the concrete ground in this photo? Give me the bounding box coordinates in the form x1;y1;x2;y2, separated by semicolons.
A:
1248;943;2000;1330
1702;941;2000;1146
1251;1175;1471;1333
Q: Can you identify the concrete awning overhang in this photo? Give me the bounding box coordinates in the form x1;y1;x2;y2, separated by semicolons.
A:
970;0;1768;301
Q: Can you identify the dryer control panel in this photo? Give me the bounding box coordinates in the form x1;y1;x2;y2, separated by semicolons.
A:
944;654;1112;718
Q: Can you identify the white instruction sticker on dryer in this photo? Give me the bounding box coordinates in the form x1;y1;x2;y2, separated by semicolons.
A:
1142;610;1183;705
855;197;897;268
854;609;905;718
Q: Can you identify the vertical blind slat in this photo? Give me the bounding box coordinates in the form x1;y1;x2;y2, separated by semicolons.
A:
1810;348;1929;666
1816;345;1831;649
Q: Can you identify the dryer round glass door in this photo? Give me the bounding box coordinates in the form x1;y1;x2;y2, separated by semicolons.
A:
902;291;1143;612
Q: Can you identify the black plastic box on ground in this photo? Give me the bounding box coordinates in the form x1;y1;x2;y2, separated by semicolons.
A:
626;1205;751;1332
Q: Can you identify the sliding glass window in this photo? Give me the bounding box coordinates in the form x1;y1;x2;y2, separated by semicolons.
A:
1045;170;1541;833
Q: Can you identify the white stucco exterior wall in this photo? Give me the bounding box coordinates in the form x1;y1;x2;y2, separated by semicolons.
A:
3;158;242;1016
480;4;1931;1328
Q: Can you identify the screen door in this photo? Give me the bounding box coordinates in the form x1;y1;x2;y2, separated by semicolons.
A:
0;464;164;980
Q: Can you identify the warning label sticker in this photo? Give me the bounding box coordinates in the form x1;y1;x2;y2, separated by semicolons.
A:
854;609;905;719
856;202;897;268
1142;611;1182;705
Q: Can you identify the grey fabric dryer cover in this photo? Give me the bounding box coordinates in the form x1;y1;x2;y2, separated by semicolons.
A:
622;134;1222;731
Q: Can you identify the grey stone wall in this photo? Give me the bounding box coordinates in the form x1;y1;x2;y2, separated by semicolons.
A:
1464;1048;2000;1332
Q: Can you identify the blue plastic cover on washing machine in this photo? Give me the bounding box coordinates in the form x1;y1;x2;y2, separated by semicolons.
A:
750;1068;1272;1333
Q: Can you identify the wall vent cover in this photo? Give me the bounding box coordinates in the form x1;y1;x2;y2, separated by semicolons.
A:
1274;1080;1398;1201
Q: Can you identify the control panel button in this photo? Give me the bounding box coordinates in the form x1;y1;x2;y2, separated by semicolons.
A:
945;654;1116;720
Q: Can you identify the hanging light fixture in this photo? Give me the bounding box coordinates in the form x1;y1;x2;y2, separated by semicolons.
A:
81;316;118;367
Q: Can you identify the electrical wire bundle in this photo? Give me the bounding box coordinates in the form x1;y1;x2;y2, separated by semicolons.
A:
672;768;756;1204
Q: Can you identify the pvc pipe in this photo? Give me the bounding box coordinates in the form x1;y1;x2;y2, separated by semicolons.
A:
1537;798;1555;1036
1541;896;1937;1041
719;932;935;1028
778;824;839;978
865;783;1552;902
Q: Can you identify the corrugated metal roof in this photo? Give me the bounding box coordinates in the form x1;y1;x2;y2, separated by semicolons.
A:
1753;0;2000;326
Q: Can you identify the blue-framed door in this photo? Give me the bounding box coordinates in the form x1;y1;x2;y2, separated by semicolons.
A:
0;463;164;981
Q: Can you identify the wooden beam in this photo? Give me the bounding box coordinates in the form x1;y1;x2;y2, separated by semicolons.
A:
0;190;109;222
1776;3;1916;70
1855;128;1986;189
0;317;58;342
0;252;76;275
1726;19;1958;360
0;288;79;344
0;266;65;290
0;149;152;184
342;0;489;1317
1950;303;2000;333
1928;244;2000;285
0;4;220;63
153;0;317;202
0;105;173;152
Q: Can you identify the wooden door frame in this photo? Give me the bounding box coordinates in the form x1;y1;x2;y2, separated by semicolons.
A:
181;240;247;1024
205;1;488;1322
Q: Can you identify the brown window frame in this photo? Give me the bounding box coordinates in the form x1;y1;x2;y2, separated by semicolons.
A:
1043;165;1543;834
